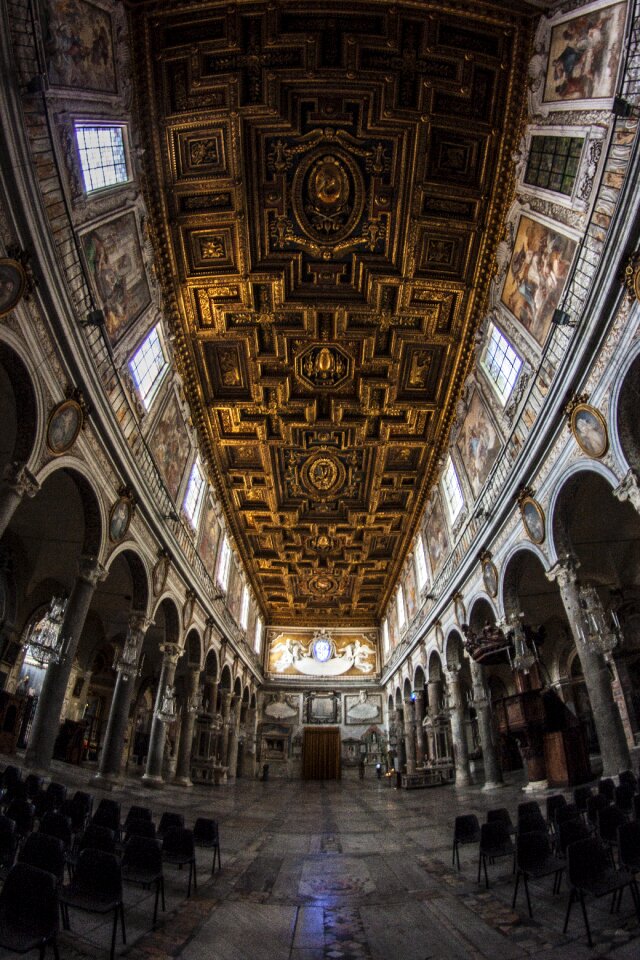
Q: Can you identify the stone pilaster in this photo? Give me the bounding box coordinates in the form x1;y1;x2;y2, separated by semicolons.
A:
547;556;630;776
25;555;107;772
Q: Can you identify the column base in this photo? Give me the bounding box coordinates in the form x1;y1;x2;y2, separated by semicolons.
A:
173;776;193;788
91;773;121;791
522;778;548;793
454;774;472;787
482;779;506;791
141;774;165;789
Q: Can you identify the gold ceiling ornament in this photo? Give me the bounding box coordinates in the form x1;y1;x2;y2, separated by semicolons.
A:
131;0;532;623
563;392;590;421
624;252;640;302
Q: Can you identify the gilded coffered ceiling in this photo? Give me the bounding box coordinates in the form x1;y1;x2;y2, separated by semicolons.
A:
131;0;533;625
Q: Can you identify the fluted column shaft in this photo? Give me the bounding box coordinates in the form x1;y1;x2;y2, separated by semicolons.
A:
26;556;106;772
95;614;151;783
446;665;471;786
174;666;201;786
142;643;181;787
547;558;630;776
471;660;503;788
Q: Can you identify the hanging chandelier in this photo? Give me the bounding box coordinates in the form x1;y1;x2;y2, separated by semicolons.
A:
27;595;70;666
156;684;177;724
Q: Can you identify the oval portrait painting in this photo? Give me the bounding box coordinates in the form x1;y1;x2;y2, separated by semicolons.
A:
46;399;83;456
571;403;608;459
109;496;134;543
520;496;545;545
482;558;499;599
0;258;26;318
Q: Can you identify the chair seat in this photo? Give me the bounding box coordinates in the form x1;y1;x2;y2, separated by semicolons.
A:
523;855;564;880
122;865;162;886
578;867;635;898
164;853;194;866
60;889;121;915
484;842;513;859
0;924;50;953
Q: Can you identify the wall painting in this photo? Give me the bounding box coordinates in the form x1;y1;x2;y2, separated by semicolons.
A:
148;393;190;501
425;492;450;575
456;390;502;497
544;2;626;104
43;0;117;94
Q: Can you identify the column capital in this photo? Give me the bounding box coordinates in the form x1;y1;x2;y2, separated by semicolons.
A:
77;555;107;587
128;613;153;636
3;461;40;498
613;469;640;512
159;642;181;665
546;555;580;588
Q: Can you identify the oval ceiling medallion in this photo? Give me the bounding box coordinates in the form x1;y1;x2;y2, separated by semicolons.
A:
300;452;346;500
308;574;338;597
291;147;365;245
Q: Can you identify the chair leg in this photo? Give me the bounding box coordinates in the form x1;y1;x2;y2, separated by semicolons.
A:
452;840;457;868
110;909;118;960
187;860;193;898
120;902;126;944
216;845;221;870
193;857;197;890
563;889;575;934
477;851;482;884
523;874;532;918
153;880;160;925
483;855;489;889
161;875;166;912
512;871;520;909
51;934;60;960
578;892;592;949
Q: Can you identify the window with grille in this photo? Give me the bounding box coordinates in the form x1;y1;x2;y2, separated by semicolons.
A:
414;535;428;590
240;585;250;630
524;135;583;197
481;323;522;404
75;124;129;193
254;617;263;655
442;458;464;522
128;324;169;410
382;618;390;656
397;584;406;632
183;458;206;527
216;535;231;591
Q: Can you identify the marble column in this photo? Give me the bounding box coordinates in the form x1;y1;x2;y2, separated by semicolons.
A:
226;696;241;780
414;690;426;766
94;613;152;785
218;690;233;766
428;678;442;717
203;677;219;717
0;462;39;540
445;664;471;786
245;705;258;779
403;697;417;775
470;659;504;789
547;557;630;776
25;555;106;772
142;643;181;788
174;666;201;786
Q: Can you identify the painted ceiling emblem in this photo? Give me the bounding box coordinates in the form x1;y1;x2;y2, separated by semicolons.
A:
269;628;375;677
300;452;346;499
308;574;337;596
292;147;364;245
297;343;352;389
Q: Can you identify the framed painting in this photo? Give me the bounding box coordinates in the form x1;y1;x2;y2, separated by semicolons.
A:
0;259;26;318
544;2;627;105
148;392;191;501
570;402;609;459
456;390;502;497
425;493;451;574
481;556;499;599
152;551;170;597
46;398;83;456
501;215;577;347
43;0;117;94
82;211;151;346
435;621;444;654
108;494;134;543
304;691;341;725
520;495;546;544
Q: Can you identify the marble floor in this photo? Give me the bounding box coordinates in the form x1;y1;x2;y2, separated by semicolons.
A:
1;762;639;959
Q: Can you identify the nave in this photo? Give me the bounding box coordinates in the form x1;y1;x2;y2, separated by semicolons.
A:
1;763;639;960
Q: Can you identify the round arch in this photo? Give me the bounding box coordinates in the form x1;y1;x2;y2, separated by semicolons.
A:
34;459;105;557
0;334;41;471
548;460;620;564
104;545;150;615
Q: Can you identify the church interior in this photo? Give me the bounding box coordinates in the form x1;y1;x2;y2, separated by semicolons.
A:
1;0;640;956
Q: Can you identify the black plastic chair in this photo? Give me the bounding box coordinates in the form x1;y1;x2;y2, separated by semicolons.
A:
124;818;156;843
563;836;640;947
18;833;65;886
39;812;73;855
193;817;221;873
0;862;60;959
487;808;515;836
619;770;638;794
615;783;635;818
586;793;610;829
158;811;184;838
546;794;567;827
558;818;591;858
0;766;22;803
162;827;197;897
0;818;17;881
122;836;165;925
61;798;89;837
24;775;43;801
512;829;565;917
598;778;616;803
517;800;543;821
77;824;117;857
618;820;640;874
573;785;592;817
477;820;514;888
60;849;125;960
518;810;547;836
70;792;94;822
124;805;152;827
599;805;626;857
634;794;640;822
92;798;121;837
5;800;35;840
452;814;480;870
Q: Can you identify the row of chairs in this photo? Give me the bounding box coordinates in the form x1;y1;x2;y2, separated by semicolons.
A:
452;776;640;946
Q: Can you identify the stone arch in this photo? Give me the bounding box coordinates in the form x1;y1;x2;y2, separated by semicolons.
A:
394;686;403;708
403;676;412;700
548;460;619;564
34;461;104;557
203;647;218;680
428;650;443;681
467;596;497;631
614;346;640;474
219;664;233;691
233;675;242;696
185;627;202;667
104;545;150;615
0;336;40;471
500;542;549;618
413;664;426;691
151;596;181;646
445;628;465;669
